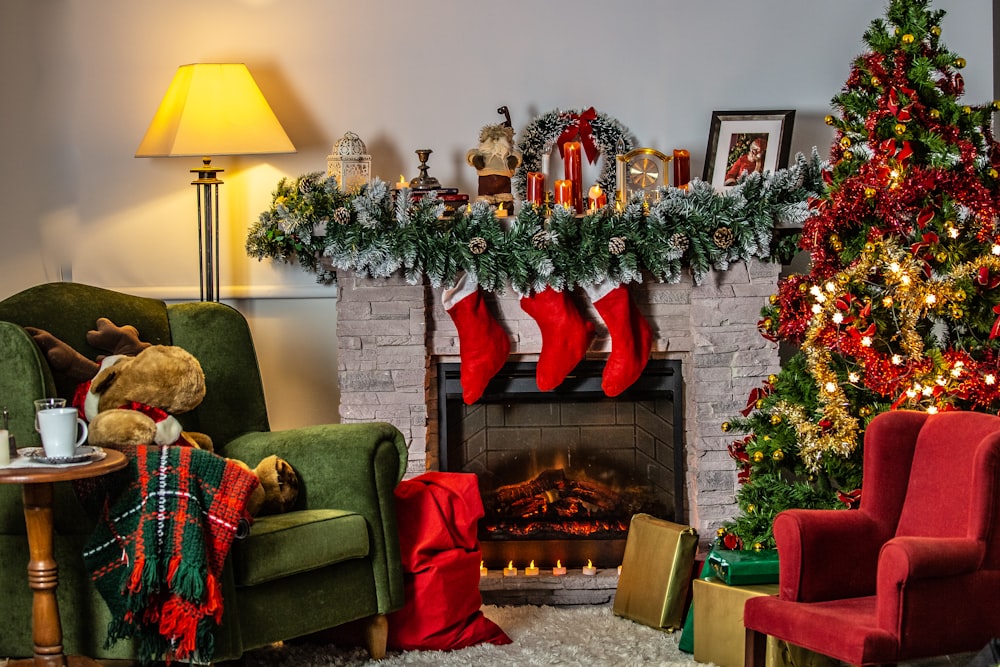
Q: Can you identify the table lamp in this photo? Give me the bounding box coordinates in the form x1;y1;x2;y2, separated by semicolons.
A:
135;63;296;301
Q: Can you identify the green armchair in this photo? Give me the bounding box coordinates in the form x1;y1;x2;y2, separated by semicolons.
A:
0;282;408;662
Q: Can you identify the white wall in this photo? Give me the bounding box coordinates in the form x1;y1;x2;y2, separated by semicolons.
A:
1;0;993;431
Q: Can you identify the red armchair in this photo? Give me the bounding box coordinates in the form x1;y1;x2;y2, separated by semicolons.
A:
744;410;1000;665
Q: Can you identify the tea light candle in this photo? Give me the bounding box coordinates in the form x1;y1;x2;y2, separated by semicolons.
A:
480;561;488;577
552;560;567;576
503;561;517;577
524;560;539;576
526;171;545;205
673;149;691;188
554;180;574;207
395;175;408;190
582;559;597;576
496;202;508;218
587;184;607;212
0;430;9;466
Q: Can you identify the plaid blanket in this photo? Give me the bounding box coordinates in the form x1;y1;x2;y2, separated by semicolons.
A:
78;444;259;664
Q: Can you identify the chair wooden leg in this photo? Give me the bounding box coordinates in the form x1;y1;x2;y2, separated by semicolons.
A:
745;628;767;667
363;614;389;660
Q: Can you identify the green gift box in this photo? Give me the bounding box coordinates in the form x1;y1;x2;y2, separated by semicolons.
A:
708;548;779;585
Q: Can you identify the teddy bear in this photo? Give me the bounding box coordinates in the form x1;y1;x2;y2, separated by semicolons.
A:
466;107;523;209
28;319;299;516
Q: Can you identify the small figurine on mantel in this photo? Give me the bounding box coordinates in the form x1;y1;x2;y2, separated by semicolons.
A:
466;106;523;209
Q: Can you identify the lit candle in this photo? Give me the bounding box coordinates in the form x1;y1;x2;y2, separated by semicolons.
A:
395;175;408;190
496;202;508;218
582;559;597;576
552;560;567;576
617;564;623;576
563;141;583;213
673;149;691;189
503;560;517;577
480;561;488;577
587;184;607;213
554;180;574;207
526;171;545;205
525;560;539;576
0;430;8;466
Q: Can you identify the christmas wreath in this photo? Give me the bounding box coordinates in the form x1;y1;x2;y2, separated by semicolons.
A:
512;107;635;202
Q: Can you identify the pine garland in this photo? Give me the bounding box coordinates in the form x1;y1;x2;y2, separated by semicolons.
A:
246;150;825;294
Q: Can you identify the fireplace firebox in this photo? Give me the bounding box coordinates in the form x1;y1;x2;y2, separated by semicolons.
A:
438;359;683;568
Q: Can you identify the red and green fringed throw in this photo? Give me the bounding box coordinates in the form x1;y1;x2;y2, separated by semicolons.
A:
79;443;259;664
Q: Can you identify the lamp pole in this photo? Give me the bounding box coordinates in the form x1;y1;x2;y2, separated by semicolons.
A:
192;158;223;302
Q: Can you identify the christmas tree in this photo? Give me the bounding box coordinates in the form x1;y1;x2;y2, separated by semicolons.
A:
721;0;1000;550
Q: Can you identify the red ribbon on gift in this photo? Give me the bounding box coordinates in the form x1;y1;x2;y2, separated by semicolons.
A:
557;107;600;164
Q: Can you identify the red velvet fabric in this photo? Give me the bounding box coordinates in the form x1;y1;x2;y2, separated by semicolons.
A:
744;410;1000;665
387;472;511;651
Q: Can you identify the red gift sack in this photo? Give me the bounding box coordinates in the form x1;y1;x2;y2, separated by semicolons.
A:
387;472;511;651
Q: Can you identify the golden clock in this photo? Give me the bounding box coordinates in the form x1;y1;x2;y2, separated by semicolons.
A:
617;148;672;204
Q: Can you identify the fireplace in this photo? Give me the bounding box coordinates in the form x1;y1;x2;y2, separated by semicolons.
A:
438;359;683;567
334;260;782;544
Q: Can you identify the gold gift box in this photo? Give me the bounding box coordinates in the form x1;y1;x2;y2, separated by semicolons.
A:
693;576;837;667
612;513;698;631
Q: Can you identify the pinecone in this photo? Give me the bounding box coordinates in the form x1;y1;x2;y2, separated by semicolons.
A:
713;227;735;249
608;236;627;255
670;233;690;252
531;230;552;250
334;207;351;225
469;237;488;255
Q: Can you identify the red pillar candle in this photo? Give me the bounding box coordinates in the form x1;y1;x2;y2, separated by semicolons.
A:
673;149;691;188
587;184;607;212
563;141;583;213
554;179;573;207
526;171;545;205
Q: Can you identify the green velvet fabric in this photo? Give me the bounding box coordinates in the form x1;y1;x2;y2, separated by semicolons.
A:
232;509;369;586
0;282;408;663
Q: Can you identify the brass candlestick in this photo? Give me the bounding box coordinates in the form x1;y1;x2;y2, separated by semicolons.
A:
409;149;441;190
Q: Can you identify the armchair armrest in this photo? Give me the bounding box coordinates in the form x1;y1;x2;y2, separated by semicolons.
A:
775;508;887;602
221;422;409;613
879;536;982;584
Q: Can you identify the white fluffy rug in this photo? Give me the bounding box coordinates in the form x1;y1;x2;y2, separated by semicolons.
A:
241;604;701;667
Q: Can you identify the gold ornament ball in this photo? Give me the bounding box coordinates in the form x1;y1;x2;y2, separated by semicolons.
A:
768;374;778;384
832;241;844;252
829;233;840;243
753;451;765;463
962;106;972;115
843;150;853;161
894;123;908;136
993;101;1000;111
721;421;731;432
840;137;852;148
864;242;876;253
753;542;765;552
716;527;727;537
859;406;873;417
824;115;835;126
763;317;773;329
931;26;941;36
930;108;941;119
902;33;915;44
772;449;785;461
935;251;948;263
755;398;765;410
747;503;756;514
955;57;967;69
770;414;782;425
951;306;964;319
799;282;809;293
871;76;881;86
991;168;999;179
769;294;779;305
865;187;877;199
955;289;966;302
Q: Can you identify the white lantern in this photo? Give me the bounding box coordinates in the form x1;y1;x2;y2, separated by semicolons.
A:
327;131;371;192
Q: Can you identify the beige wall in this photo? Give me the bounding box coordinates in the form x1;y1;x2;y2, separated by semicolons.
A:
0;0;993;431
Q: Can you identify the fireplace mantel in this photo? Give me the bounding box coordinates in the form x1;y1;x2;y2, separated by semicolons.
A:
335;260;780;538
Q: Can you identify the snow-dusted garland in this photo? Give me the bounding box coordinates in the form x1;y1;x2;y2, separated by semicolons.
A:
513;107;635;202
246;150;825;295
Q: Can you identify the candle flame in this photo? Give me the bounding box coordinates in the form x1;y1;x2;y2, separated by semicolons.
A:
480;560;484;568
529;560;535;567
556;560;562;568
398;174;406;184
507;560;513;569
587;559;593;567
498;202;505;213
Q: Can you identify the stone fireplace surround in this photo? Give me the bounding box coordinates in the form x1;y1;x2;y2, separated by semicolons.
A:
335;260;781;539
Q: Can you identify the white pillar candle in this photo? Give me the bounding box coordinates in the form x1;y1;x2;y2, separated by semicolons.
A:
0;430;9;466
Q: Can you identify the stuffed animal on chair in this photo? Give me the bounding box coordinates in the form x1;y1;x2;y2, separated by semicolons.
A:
28;319;299;516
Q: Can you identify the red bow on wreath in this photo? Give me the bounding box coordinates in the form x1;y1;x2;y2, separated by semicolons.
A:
557;107;600;164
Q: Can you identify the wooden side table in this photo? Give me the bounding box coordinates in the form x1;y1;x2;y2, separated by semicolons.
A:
0;449;127;667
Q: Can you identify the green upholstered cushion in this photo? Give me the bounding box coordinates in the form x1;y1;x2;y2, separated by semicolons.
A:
231;509;370;586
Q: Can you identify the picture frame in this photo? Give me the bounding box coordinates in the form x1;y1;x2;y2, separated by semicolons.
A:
703;110;795;189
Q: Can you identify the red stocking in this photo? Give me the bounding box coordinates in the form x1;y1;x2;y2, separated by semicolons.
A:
443;274;510;404
585;282;653;397
519;287;594;391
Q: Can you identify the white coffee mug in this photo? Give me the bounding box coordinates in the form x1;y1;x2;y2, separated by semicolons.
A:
37;408;88;458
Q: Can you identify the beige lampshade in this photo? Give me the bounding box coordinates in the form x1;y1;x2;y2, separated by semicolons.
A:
135;63;295;157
